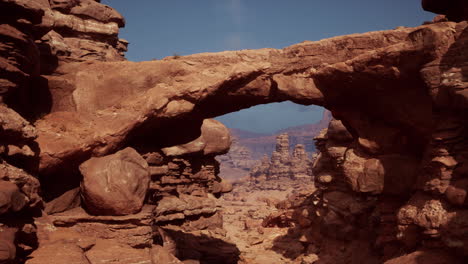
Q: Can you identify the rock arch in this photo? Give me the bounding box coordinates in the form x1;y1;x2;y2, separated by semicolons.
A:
32;21;468;261
37;23;454;174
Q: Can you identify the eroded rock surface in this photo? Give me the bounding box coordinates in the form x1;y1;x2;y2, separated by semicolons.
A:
79;147;150;216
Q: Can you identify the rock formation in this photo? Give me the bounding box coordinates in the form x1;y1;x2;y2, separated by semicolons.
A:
291;144;312;179
1;0;468;263
79;147;150;216
230;110;332;160
268;134;292;179
216;138;257;181
250;133;313;181
218;112;331;181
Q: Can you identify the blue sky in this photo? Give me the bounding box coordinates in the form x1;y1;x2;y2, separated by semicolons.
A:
106;0;435;133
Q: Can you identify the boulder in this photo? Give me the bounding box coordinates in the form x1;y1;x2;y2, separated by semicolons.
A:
342;148;384;194
0;105;37;141
0;227;16;263
327;119;353;142
0;180;27;214
162;119;231;157
79;147;150;216
0;162;41;208
44;187;80;214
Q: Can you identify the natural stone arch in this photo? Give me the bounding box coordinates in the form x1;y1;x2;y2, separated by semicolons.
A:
36;22;456;176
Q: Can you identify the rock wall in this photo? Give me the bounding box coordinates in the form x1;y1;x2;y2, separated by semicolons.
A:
0;1;234;263
0;0;126;118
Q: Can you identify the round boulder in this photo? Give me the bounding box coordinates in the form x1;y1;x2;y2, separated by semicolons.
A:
80;147;150;216
0;181;27;215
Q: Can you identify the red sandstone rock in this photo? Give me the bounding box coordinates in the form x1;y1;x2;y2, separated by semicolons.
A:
44;187;80;214
162;119;231;157
151;245;183;264
0;181;27;214
0;227;16;264
0;162;41;209
26;242;89;264
33;23;456;175
445;179;468;206
79;147;150;216
0;105;36;141
84;241;151;264
153;194;220;223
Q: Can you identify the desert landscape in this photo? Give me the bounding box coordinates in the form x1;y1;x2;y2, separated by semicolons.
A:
1;0;468;263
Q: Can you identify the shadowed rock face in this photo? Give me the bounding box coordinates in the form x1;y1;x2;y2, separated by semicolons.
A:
423;0;468;22
1;0;468;263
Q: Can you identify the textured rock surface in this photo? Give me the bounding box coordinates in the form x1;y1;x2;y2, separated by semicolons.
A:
162;119;231;157
27;206;155;264
0;226;17;264
31;23;452;175
80;147;150;216
44;187;80;215
0;161;41;209
153;194;220;224
0;180;27;214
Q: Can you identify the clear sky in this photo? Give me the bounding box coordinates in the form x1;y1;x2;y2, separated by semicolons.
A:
105;0;435;133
